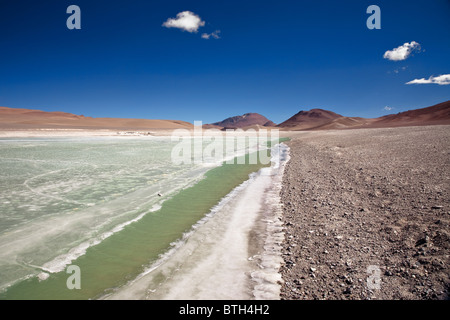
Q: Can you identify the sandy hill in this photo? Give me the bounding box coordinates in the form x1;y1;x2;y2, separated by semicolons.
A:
211;113;276;129
0;107;193;131
277;100;450;131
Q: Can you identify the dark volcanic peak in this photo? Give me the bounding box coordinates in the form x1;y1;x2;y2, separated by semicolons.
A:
278;108;342;128
212;113;276;129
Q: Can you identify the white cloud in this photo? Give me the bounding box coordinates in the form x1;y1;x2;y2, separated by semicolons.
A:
384;106;393;111
162;11;205;33
201;30;221;40
383;41;421;61
406;74;450;85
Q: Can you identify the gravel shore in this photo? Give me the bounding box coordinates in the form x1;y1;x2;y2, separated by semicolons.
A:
279;125;450;299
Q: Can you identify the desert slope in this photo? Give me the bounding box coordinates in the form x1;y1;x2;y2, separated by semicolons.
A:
0;107;193;131
278;101;450;131
280;125;450;299
211;113;276;129
277;109;343;130
369;100;450;128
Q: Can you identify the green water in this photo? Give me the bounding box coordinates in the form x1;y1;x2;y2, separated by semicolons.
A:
1;150;271;300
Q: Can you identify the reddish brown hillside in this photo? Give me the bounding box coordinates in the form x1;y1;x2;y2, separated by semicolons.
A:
277;100;450;131
369;100;450;128
277;109;342;130
212;113;276;129
0;107;193;130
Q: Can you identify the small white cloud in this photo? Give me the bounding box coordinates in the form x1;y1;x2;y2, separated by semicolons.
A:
201;30;221;40
383;41;421;61
384;106;393;111
406;74;450;85
162;11;205;33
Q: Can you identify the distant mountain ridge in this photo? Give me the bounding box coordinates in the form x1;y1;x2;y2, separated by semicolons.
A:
0;107;193;130
1;100;449;132
371;100;450;127
211;113;276;129
277;109;343;130
276;100;450;131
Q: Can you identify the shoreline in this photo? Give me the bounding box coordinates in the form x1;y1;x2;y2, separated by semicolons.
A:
0;139;282;298
104;143;289;300
0;129;172;138
0;137;287;300
279;125;449;299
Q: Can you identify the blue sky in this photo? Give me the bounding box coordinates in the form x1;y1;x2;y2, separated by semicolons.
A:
0;0;449;124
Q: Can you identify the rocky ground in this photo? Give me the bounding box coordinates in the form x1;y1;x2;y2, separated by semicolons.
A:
279;125;450;300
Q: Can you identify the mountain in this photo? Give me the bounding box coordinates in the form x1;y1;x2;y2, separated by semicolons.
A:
277;100;450;131
211;113;276;129
277;109;343;130
0;107;193;130
369;100;450;128
1;100;448;133
310;116;376;130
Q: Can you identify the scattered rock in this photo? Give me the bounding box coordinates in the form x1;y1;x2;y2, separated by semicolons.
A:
415;236;429;247
279;126;450;300
343;287;352;295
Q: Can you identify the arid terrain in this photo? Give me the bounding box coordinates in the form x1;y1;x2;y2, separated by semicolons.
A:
0;106;193;132
277;100;450;131
279;125;449;299
2;100;449;135
1;103;449;300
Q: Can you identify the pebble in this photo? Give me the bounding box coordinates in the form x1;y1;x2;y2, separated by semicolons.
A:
278;128;449;300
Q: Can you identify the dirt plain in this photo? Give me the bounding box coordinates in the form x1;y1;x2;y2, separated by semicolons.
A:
279;125;450;300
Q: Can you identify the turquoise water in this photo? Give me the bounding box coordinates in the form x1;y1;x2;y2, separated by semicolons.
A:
0;136;276;300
